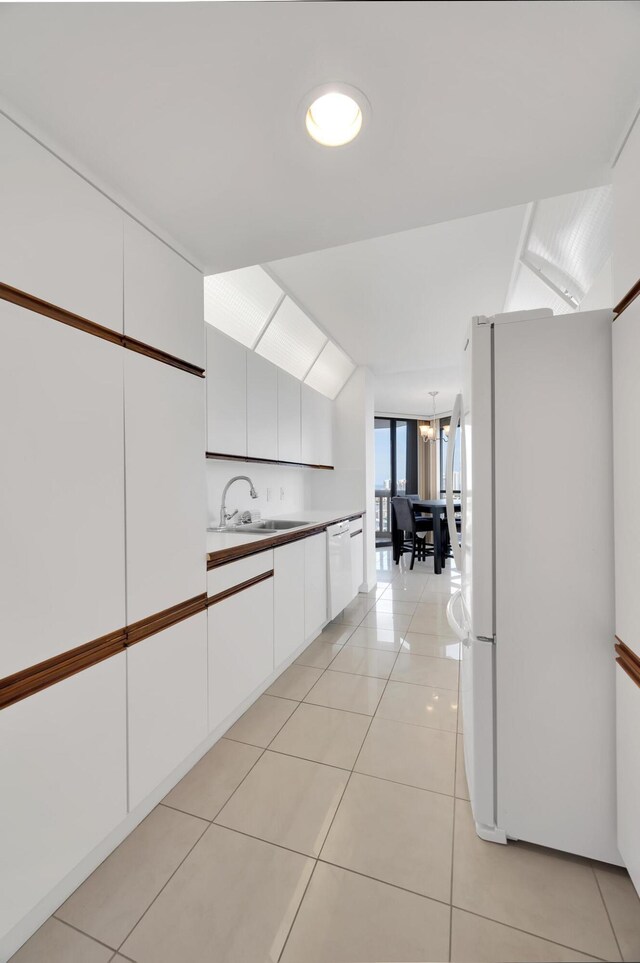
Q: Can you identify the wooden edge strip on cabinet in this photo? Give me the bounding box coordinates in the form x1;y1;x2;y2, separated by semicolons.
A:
0;629;127;710
0;281;205;378
0;281;123;346
615;637;640;669
206;570;274;607
123;336;205;378
206;451;334;470
207;512;365;569
616;656;640;689
126;592;208;646
614;278;640;318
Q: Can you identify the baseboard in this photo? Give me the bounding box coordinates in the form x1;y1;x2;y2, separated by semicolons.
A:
0;624;326;962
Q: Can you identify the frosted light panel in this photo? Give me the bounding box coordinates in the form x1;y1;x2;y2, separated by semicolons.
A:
255;296;327;379
305;340;355;399
506;262;571;317
204;266;282;347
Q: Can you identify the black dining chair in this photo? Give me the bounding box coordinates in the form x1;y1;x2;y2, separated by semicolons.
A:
391;496;435;570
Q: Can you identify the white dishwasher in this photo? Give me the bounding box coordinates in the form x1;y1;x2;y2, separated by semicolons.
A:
327;520;353;619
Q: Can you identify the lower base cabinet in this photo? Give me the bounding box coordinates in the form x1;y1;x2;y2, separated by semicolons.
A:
351;531;364;597
0;656;127;940
208;576;274;732
127;613;208;810
304;533;327;639
274;542;305;665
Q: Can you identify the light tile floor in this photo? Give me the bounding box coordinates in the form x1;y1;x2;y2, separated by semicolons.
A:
10;548;640;963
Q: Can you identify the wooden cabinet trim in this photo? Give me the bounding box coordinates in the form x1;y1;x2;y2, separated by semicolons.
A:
206;451;333;470
615;638;640;689
0;629;127;710
614;278;640;318
206;570;274;606
0;282;205;378
0;593;208;709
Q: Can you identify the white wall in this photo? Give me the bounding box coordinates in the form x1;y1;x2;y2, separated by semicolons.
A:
305;367;376;591
613;113;640;303
579;256;613;311
206;459;306;526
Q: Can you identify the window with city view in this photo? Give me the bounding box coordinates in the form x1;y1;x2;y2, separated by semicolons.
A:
375;418;417;543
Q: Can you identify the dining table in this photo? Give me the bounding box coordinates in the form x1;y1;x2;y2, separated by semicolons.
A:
393;497;461;575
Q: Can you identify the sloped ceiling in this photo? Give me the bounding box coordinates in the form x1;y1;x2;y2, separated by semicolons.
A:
0;1;638;270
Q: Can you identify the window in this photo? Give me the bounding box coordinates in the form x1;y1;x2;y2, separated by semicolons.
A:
375;418;418;544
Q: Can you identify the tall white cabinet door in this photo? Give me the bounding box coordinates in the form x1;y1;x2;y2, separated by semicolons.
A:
301;384;333;466
304;533;327;639
277;369;301;463
127;613;208;809
206;326;247;456
0;115;123;332
616;663;640;894
247;352;278;460
208;577;274;731
124;353;206;623
124;218;204;367
274;542;305;666
0;302;126;678
0;656;127;940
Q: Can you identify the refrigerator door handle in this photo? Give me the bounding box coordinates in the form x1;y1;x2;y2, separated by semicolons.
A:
447;589;469;643
446;393;463;571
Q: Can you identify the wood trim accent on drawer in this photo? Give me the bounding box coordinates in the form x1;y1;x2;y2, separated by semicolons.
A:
615;638;640;689
0;628;127;710
206;451;333;471
206;570;273;606
126;593;208;646
0;282;205;378
614;279;640;318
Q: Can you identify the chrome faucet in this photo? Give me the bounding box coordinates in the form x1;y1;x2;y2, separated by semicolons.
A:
219;475;258;528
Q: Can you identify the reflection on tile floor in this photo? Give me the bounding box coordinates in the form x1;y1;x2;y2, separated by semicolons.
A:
11;548;640;963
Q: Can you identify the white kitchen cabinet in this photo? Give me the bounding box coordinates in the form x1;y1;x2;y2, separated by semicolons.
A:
124;217;204;367
304;533;328;639
206;326;247;456
0;116;123;332
124;352;206;624
351;531;364;597
0;301;126;678
0;656;127;940
274;541;305;666
301;384;333;466
277;369;302;463
613;116;640;305
127;613;208;809
208;576;274;731
247;352;278;460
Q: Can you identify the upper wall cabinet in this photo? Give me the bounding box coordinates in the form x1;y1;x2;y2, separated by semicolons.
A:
277;369;301;463
206;326;247;456
124;352;206;623
0;300;126;679
301;383;333;467
0;115;123;332
124;218;204;367
247;352;278;461
613;117;640;305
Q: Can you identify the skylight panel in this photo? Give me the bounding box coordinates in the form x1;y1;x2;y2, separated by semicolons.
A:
255;296;327;379
305;340;356;399
203;266;282;347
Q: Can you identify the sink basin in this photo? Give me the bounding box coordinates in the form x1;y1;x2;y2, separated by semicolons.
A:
239;519;308;532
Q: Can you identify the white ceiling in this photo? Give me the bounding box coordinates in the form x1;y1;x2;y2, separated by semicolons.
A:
267;202;528;414
0;1;639;273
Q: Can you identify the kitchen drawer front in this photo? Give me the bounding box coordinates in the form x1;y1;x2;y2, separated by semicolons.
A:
207;550;274;598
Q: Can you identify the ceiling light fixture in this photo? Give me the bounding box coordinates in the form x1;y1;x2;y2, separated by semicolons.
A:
420;391;439;443
303;83;368;147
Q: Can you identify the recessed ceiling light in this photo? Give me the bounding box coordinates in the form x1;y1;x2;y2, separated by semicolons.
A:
303;83;368;147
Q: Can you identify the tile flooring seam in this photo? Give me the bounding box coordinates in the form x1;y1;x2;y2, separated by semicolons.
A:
50;916;119;954
592;865;625;962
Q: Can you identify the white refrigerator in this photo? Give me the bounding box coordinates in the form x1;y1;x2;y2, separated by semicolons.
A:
446;307;622;864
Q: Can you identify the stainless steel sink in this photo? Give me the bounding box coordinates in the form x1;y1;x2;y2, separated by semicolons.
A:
239;519;308;532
